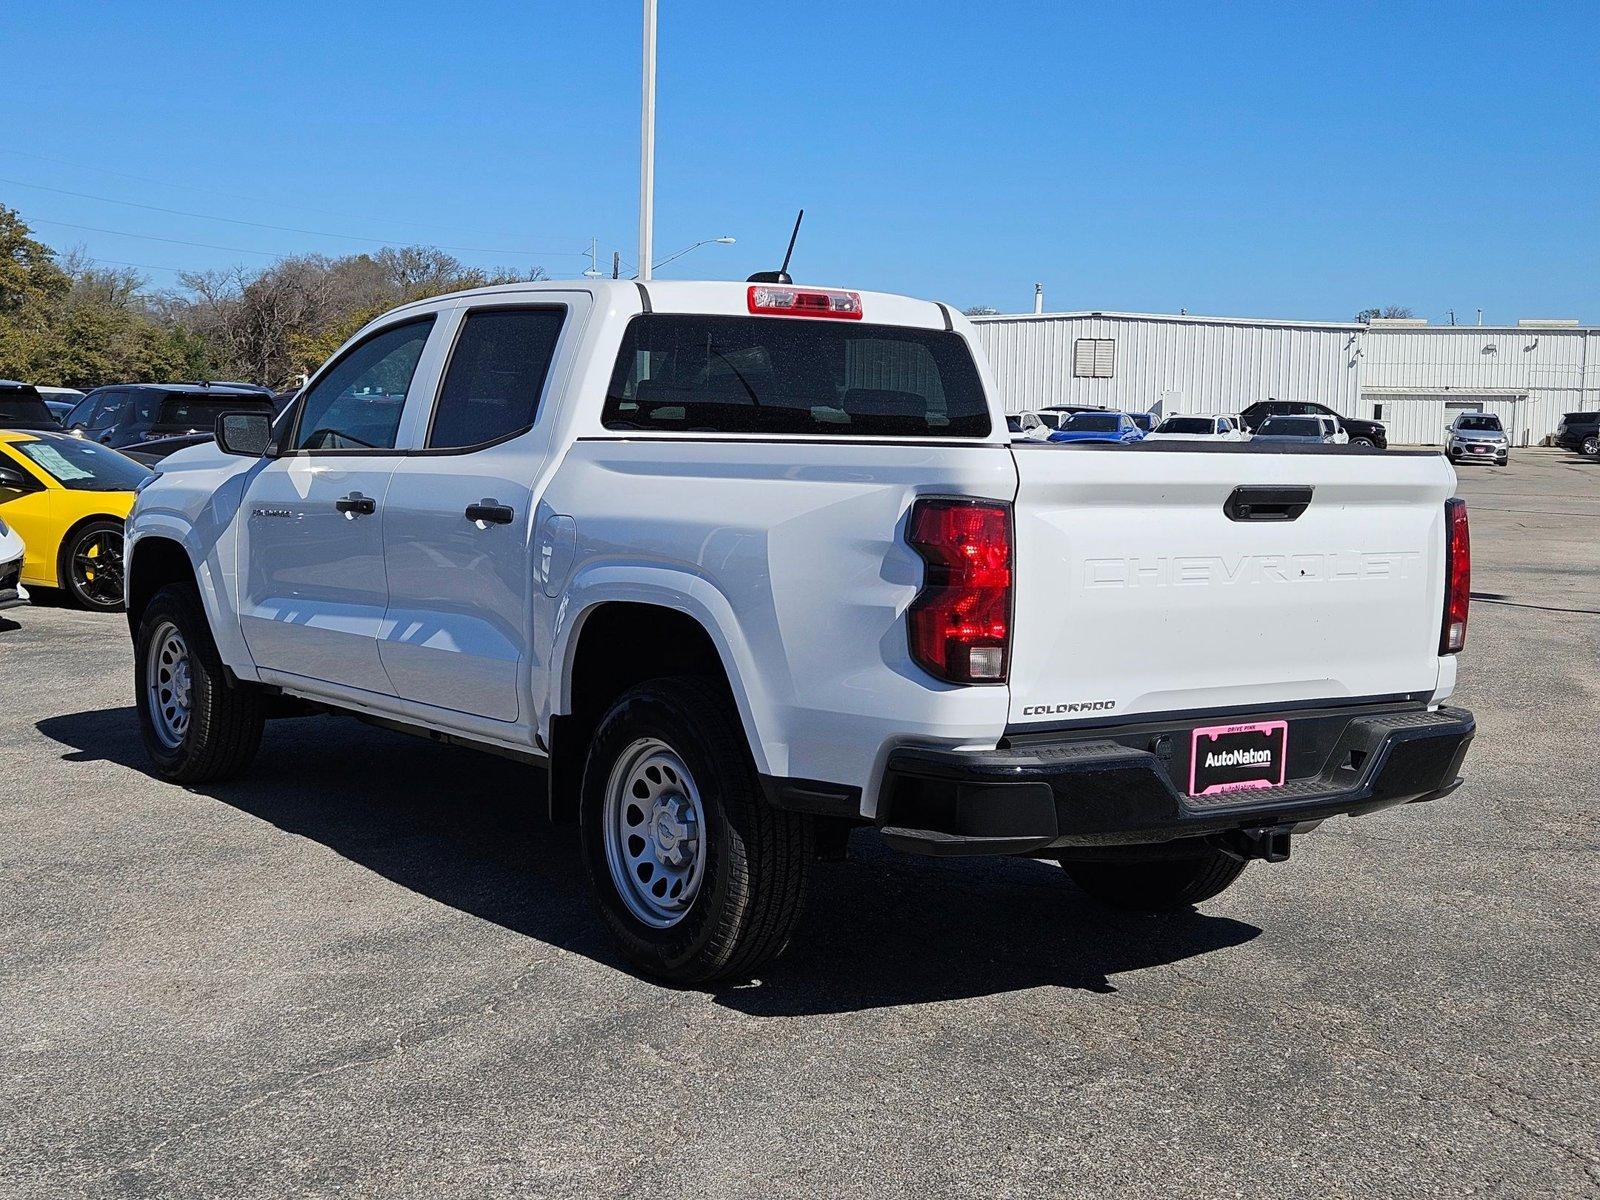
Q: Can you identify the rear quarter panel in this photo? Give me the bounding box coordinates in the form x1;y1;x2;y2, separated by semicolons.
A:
542;439;1018;814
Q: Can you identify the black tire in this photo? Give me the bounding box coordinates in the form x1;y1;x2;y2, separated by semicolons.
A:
1584;435;1599;457
578;676;813;985
1349;437;1374;448
135;583;265;783
1061;848;1247;912
59;518;126;611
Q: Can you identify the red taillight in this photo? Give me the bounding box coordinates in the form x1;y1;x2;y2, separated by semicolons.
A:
1441;497;1470;654
747;285;863;320
907;498;1012;684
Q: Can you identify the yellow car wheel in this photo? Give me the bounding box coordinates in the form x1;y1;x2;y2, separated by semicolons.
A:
60;519;126;611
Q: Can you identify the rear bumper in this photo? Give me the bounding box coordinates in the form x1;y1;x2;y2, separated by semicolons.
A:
877;704;1474;856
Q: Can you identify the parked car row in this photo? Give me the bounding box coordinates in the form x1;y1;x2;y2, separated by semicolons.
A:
1007;398;1387;449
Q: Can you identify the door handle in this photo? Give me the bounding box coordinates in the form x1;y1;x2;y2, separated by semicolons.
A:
335;493;377;517
465;500;515;526
1224;485;1313;522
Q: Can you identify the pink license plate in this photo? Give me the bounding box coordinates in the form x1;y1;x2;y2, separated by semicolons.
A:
1189;720;1288;796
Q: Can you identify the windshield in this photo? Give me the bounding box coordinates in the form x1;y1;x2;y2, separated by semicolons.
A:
1156;417;1214;434
1257;416;1323;437
1064;413;1121;433
0;390;60;429
153;394;274;430
603;315;990;437
1457;415;1502;432
12;436;151;491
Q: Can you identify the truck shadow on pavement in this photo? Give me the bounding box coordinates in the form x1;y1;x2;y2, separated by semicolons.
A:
38;707;1261;1014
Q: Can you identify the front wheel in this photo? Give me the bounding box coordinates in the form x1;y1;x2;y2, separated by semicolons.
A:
135;583;265;782
1584;435;1599;457
1061;848;1246;912
1349;436;1374;448
579;677;813;985
61;519;126;611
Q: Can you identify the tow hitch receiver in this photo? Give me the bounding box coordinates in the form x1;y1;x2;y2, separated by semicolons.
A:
1213;825;1293;863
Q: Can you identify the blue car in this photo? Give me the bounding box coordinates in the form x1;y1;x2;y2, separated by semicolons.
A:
1048;411;1146;444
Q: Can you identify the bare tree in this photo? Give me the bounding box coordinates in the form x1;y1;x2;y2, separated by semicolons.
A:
1356;306;1416;323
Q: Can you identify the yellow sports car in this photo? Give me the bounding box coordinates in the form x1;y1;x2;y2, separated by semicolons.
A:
0;429;150;610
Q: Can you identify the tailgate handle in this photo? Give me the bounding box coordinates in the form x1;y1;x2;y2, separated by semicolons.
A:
1225;485;1313;522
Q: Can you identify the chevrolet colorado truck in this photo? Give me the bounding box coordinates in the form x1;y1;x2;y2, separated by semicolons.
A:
123;280;1475;984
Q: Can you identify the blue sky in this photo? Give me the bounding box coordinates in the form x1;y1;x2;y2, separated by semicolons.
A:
7;1;1597;321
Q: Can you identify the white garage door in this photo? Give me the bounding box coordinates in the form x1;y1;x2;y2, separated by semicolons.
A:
1365;393;1526;445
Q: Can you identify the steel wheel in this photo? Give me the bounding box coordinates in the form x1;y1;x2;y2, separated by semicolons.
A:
69;525;125;609
145;621;193;750
602;738;707;928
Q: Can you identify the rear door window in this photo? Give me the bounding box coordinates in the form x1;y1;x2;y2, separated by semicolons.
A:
603;315;990;437
428;308;566;449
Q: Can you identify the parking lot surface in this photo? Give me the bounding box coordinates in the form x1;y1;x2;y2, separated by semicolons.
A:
1;449;1596;1198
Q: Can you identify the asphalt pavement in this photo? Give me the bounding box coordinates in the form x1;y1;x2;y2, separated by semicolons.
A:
1;448;1596;1198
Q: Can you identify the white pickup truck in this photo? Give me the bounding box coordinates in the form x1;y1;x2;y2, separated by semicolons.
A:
124;280;1475;983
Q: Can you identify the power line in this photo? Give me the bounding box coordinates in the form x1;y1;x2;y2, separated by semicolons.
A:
0;145;592;247
29;217;282;258
0;175;589;258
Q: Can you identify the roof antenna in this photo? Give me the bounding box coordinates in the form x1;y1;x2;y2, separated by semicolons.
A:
748;208;803;284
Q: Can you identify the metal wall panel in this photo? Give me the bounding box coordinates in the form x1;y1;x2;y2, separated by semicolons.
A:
972;313;1362;420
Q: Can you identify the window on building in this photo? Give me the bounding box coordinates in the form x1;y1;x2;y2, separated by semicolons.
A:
1072;338;1115;379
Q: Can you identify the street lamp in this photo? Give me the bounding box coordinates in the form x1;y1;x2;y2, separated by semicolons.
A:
650;236;736;273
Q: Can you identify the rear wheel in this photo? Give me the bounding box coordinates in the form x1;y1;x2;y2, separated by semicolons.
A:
61;519;126;611
1349;436;1375;448
1061;848;1246;912
579;677;813;985
1584;434;1599;457
135;583;265;782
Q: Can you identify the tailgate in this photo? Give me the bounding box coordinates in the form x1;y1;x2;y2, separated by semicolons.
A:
1007;445;1455;729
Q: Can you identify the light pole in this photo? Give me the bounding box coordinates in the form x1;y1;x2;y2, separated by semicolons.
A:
639;0;657;281
651;236;736;273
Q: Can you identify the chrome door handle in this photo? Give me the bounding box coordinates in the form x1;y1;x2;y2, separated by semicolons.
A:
335;493;376;516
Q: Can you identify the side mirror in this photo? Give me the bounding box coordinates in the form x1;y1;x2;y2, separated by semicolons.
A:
215;411;273;457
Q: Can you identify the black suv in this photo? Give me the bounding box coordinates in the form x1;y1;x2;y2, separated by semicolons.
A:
63;383;274;452
1554;411;1600;457
1240;399;1387;449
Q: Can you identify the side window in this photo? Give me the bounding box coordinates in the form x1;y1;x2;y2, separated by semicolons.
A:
292;318;434;451
428;307;567;450
82;392;123;431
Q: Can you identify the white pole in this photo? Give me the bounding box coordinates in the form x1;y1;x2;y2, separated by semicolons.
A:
639;0;657;282
1033;283;1043;314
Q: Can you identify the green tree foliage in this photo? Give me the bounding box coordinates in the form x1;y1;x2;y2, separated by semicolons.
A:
0;204;546;390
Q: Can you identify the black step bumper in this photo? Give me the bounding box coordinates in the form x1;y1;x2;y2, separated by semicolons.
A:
877;705;1474;857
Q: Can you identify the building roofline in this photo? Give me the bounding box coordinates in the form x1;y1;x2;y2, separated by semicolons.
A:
969;309;1365;332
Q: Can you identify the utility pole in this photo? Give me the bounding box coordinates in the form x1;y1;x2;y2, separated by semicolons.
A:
584;237;601;279
1448;309;1457;326
613;251;621;280
639;0;657;281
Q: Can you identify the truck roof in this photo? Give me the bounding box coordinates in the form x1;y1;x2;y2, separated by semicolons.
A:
383;278;956;331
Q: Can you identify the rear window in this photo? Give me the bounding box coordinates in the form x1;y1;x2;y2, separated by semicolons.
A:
1258;416;1322;436
1065;413;1120;433
1156;417;1213;434
155;394;273;429
0;390;58;428
602;315;990;437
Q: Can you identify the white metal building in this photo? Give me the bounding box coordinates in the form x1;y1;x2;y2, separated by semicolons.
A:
970;310;1600;445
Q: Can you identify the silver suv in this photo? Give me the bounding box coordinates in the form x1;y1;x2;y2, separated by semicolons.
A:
1446;413;1509;466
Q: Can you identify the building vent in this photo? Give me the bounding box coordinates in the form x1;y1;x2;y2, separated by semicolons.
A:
1073;338;1116;378
1517;319;1580;328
